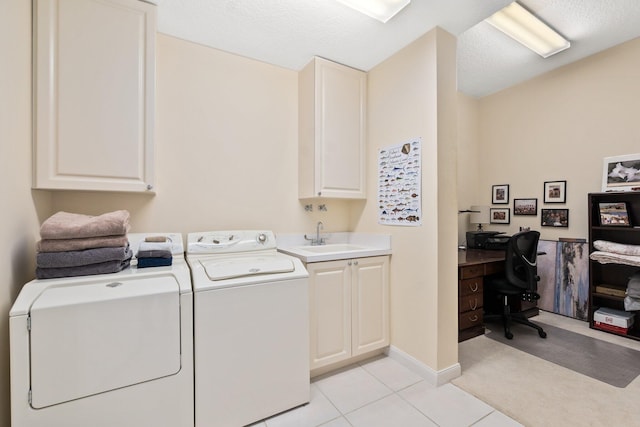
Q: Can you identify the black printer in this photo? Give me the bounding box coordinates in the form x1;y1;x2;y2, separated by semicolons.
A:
466;231;510;250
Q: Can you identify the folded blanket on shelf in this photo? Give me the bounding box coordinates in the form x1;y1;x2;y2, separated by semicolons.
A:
627;272;640;298
36;244;131;268
35;251;133;279
37;235;130;253
136;249;173;259
593;240;640;256
137;257;173;268
40;210;130;240
590;251;640;267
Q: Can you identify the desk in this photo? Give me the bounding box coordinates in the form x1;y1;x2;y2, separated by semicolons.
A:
458;249;540;342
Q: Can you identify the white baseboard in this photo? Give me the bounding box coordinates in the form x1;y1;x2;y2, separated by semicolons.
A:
385;345;461;386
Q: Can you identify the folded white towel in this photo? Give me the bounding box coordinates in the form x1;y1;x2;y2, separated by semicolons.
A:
590;251;640;267
594;240;640;256
138;241;173;252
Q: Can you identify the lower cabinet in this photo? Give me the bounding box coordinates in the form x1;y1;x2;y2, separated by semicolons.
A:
306;256;389;370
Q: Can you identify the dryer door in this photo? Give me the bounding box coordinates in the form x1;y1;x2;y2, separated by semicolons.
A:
29;275;181;408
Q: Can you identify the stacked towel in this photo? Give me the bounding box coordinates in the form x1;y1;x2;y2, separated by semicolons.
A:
590;240;640;267
136;239;173;268
36;210;132;279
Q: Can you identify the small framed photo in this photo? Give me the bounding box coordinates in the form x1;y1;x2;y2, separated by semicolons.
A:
602;153;640;192
598;202;631;226
543;180;566;203
513;198;538;216
490;208;510;224
492;184;509;204
541;208;569;227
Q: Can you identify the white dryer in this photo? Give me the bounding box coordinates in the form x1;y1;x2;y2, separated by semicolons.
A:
9;233;194;427
187;230;310;427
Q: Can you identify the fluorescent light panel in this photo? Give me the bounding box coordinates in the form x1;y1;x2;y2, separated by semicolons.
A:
486;2;570;58
336;0;410;23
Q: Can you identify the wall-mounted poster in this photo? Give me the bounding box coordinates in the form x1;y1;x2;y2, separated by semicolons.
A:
378;138;421;226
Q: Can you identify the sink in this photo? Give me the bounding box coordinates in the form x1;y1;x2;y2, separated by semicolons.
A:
297;244;367;253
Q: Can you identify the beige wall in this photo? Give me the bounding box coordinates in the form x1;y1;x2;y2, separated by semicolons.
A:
471;37;640;241
50;34;352;236
0;2;52;427
355;28;459;371
456;94;481;244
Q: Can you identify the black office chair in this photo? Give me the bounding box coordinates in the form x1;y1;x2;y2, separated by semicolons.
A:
485;230;547;340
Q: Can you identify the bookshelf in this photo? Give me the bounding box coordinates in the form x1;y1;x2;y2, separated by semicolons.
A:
588;192;640;340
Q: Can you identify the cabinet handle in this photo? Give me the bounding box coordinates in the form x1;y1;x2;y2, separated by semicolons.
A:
468;282;478;292
468;314;478;322
469;299;478;311
348;261;352;266
354;260;358;266
146;184;153;191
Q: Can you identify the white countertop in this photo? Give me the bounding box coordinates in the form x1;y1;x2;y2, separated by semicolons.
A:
276;232;391;263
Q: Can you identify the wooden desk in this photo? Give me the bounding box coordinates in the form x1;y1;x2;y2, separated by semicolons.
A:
458;249;540;342
458;249;505;342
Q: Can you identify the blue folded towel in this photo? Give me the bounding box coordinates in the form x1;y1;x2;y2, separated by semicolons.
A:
137;257;173;268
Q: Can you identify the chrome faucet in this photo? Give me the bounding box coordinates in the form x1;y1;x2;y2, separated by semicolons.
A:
304;221;326;246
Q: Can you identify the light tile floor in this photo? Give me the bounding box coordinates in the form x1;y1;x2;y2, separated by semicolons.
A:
250;356;522;427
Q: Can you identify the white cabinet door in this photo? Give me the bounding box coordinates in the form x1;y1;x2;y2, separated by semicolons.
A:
299;57;366;199
307;256;389;371
351;256;390;356
307;260;351;370
33;0;156;192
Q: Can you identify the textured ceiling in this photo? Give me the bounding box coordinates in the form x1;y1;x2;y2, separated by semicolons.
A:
151;0;640;98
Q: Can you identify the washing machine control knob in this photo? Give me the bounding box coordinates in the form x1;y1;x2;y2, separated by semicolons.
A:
257;233;268;244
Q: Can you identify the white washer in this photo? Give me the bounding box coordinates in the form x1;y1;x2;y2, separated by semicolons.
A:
9;233;194;427
187;230;310;427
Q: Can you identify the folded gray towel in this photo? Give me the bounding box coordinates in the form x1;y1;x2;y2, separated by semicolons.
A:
37;244;131;268
37;235;130;253
35;250;133;280
136;249;173;259
40;210;130;240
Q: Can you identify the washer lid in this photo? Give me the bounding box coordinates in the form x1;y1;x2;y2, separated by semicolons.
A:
201;256;295;281
29;276;181;408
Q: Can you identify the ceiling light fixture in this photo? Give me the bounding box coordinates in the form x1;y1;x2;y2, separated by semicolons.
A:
486;2;570;58
336;0;411;23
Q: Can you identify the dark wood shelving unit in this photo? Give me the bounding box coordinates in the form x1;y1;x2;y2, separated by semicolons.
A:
588;192;640;341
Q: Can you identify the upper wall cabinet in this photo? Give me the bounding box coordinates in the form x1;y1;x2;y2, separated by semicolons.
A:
33;0;156;193
299;57;366;199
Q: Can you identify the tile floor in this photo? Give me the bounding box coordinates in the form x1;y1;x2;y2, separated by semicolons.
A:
251;356;522;427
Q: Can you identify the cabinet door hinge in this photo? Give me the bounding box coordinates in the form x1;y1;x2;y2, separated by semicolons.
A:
27;316;31;331
28;389;32;405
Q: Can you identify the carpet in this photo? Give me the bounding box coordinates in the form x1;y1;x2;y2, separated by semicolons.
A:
485;320;640;388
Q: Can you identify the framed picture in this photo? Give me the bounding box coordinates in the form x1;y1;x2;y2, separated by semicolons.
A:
513;198;538;216
490;208;510;224
602;153;640;192
543;180;566;203
598;202;631;226
492;184;509;204
541;208;569;227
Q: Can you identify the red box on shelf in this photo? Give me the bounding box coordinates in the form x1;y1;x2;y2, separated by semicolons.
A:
594;321;629;335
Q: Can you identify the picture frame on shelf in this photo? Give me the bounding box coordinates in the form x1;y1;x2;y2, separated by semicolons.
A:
543;180;566;203
492;184;509;204
598;202;631;226
514;198;538;216
602;153;640;192
490;208;510;224
541;208;569;227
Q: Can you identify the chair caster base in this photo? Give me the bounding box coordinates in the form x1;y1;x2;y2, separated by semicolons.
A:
505;331;514;340
539;330;547;338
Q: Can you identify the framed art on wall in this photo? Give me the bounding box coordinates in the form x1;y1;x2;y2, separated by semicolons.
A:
490;208;510;224
543;180;566;203
541;208;569;227
602;153;640;192
514;198;537;216
492;184;509;204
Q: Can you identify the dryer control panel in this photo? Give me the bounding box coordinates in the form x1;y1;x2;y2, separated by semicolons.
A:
187;230;276;254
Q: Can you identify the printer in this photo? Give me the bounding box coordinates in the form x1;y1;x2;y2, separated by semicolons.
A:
466;231;510;250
